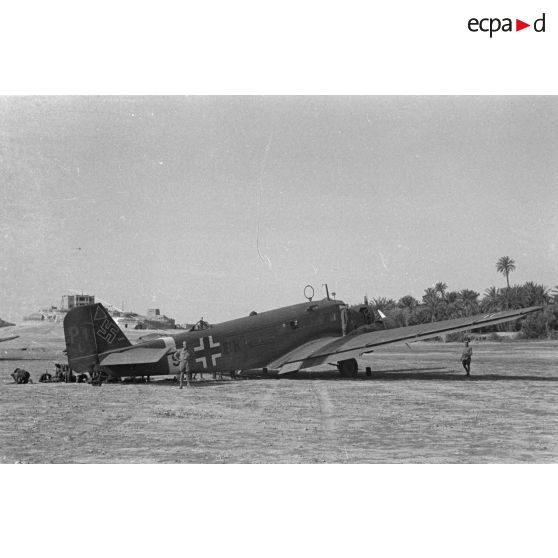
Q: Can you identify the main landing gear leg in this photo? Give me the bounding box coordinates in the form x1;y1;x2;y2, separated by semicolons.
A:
337;358;359;378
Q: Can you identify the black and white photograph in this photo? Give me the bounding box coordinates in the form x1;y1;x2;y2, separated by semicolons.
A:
1;95;556;464
1;96;558;463
1;3;557;557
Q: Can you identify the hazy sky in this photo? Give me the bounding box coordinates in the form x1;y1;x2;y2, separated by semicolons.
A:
1;96;557;323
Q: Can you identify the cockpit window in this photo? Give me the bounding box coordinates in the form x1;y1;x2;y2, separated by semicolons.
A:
190;319;210;331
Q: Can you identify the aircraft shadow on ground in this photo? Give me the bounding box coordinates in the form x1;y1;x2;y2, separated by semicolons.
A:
145;368;558;383
271;367;558;382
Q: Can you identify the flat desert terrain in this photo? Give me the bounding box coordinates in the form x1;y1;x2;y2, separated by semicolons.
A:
1;336;557;463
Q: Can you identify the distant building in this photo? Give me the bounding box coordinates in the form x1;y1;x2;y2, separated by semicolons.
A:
144;308;176;329
22;294;95;322
20;295;180;330
113;314;144;330
23;305;65;321
61;294;95;310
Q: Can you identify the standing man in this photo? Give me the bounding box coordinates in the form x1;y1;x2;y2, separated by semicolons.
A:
177;341;193;389
461;340;473;376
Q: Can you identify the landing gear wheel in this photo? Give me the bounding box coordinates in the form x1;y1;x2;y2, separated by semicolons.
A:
337;358;358;377
91;367;109;386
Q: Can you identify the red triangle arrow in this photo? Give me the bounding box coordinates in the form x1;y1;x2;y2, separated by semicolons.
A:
516;19;530;31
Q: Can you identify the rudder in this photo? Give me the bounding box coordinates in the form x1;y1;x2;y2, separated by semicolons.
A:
63;303;131;373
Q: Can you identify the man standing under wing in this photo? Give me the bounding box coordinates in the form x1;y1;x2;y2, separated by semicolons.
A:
177;341;193;389
461;340;473;377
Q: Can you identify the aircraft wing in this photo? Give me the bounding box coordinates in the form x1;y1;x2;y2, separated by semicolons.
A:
267;337;339;373
275;305;543;373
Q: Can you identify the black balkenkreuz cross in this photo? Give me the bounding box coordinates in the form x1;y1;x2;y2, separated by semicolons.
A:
193;336;222;368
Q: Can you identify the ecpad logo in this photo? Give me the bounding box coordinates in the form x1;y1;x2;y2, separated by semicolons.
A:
468;13;546;37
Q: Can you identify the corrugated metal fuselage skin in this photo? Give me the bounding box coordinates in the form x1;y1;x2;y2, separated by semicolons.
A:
103;299;346;377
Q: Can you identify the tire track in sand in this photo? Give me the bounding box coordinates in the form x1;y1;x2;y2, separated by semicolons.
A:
254;380;280;415
310;382;338;446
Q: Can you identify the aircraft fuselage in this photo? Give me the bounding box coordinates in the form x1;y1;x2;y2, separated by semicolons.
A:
102;299;348;377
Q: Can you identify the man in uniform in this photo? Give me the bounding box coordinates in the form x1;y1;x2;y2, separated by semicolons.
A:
461;340;473;376
176;341;193;389
11;368;31;384
90;363;104;386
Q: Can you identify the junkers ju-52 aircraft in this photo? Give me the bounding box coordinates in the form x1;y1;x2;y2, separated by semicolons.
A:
63;286;542;381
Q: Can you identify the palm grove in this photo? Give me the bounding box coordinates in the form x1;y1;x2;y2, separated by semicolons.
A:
364;257;558;339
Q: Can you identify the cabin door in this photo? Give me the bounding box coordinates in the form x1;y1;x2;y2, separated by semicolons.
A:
340;306;348;336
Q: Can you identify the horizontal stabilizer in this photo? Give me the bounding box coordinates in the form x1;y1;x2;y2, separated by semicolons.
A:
101;347;170;366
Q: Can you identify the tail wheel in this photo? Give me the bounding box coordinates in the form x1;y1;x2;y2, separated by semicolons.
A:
338;358;358;377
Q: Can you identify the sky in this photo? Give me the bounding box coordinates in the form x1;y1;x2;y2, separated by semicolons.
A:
1;96;557;323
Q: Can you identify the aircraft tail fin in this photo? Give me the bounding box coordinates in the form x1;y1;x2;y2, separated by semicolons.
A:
63;303;131;373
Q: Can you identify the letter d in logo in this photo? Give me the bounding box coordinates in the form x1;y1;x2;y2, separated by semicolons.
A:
534;13;546;32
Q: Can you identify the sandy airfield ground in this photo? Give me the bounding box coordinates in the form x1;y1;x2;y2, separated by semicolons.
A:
1;332;557;463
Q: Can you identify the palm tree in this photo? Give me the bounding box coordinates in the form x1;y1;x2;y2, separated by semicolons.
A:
434;282;448;300
444;290;461;319
422;288;441;322
458;289;480;316
496;256;516;289
397;295;418;326
481;286;503;312
521;282;551;306
504;286;525;310
397;295;418;310
370;297;396;312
